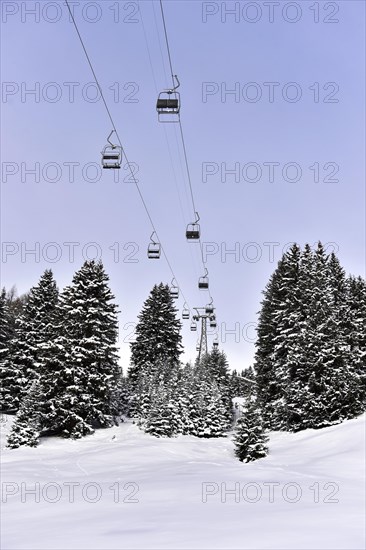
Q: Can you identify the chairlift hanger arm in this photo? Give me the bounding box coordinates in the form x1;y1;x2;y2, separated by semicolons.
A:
107;130;116;147
172;74;180;91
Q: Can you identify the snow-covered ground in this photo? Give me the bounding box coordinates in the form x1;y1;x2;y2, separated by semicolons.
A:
1;413;365;550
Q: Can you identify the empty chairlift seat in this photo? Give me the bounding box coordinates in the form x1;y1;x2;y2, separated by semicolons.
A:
101;145;122;169
147;243;160;259
156;95;179;111
186;212;200;240
182;304;190;320
170;278;179;300
198;269;209;290
147;232;161;259
156;75;181;123
186;223;200;240
101;130;122;169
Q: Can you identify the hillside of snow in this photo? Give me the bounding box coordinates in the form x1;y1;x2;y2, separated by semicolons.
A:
1;413;365;550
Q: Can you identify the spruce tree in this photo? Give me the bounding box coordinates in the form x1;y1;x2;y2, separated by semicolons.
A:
197;350;233;426
230;367;256;400
255;242;366;432
0;271;59;413
234;400;269;462
0;288;10;361
255;243;301;427
284;243;364;430
0;289;13;416
347;275;366;401
4;287;29;340
144;382;174;438
6;382;41;448
46;261;121;438
128;283;183;414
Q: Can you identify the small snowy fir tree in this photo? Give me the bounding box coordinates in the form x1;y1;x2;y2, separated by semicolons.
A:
144;382;174;438
234;399;269;463
6;382;41;448
189;357;232;437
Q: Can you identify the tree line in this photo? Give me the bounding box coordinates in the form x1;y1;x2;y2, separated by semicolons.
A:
1;242;365;463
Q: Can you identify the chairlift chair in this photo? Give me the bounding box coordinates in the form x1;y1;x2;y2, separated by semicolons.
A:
198;268;209;290
190;321;197;332
205;300;214;315
147;232;161;259
186;212;200;240
210;316;217;329
101;130;122;169
182;304;190;320
156;75;181;123
170;278;179;300
147;243;160;259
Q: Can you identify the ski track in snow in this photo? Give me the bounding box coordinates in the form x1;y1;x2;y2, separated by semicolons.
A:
1;414;365;550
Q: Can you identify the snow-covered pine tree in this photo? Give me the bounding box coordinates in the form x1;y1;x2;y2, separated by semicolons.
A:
230;367;256;399
346;275;366;405
200;380;231;437
254;243;301;428
188;357;231;437
0;288;11;373
234;399;269;463
46;261;120;438
0;288;12;415
172;363;199;435
286;243;365;429
4;286;29;340
6;381;41;448
0;271;59;413
264;243;365;431
0;288;10;349
128;283;183;414
143;381;174;438
197;350;233;425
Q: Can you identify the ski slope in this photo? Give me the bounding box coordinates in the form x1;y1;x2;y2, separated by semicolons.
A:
1;413;365;550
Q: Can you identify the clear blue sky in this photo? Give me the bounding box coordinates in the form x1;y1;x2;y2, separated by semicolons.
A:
1;0;365;371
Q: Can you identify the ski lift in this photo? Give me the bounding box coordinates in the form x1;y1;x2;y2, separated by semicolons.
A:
147;232;161;259
101;130;122;169
182;303;190;320
198;268;209;290
196;340;200;352
205;299;214;315
210;315;217;329
156;75;181;122
186;212;200;241
170;278;179;300
190;320;197;332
